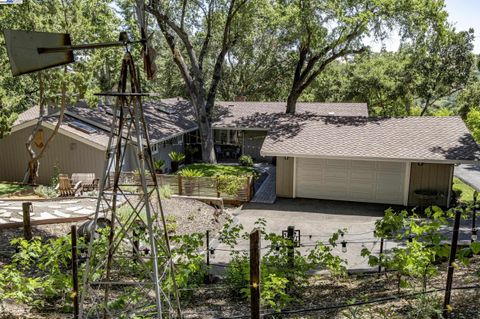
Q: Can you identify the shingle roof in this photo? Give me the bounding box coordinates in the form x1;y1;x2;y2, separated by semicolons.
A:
260;115;480;163
13;105;40;126
43;115;110;148
212;101;368;128
65;98;198;143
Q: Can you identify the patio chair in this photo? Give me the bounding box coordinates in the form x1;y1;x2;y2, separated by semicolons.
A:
72;173;99;192
55;174;82;197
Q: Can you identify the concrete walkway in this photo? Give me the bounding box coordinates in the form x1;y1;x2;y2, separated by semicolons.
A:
0;198;98;228
455;164;480;190
251;164;276;204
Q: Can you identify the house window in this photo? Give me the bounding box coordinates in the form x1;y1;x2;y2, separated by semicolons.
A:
214;129;242;145
152;143;159;154
162;135;184;146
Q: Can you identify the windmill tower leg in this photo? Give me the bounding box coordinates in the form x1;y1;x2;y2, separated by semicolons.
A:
79;52;182;319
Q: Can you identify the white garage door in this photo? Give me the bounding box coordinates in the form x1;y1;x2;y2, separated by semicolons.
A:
295;158;406;205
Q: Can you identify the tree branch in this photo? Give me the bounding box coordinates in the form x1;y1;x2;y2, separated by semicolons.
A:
199;0;214;71
206;0;249;113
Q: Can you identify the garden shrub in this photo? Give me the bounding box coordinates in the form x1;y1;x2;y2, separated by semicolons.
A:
362;205;479;293
0;228;209;311
219;218;347;311
0;236;83;309
239;155;254;167
179;168;204;177
160;184;172;199
154;159;165;172
169;151;186;162
34;185;58;198
216;174;247;196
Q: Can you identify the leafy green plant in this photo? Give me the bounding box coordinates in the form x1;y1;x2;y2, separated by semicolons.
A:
239;155;254;167
361;206;470;293
179;168;204;177
50;163;61;187
169;151;186;162
159;185;172;199
154;159;165;172
220;218;347;311
169;152;186;173
0;236;84;309
216;174;247;196
34;185;58;198
166;215;178;233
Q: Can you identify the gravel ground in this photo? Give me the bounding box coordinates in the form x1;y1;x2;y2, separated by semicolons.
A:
161;197;231;236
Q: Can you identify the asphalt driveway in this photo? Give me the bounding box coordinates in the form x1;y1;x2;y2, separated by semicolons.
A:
211;198;397;272
455;164;480;191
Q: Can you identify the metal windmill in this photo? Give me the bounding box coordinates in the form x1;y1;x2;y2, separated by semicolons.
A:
3;2;182;318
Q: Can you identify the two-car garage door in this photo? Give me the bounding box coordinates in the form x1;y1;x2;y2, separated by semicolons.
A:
295;158;406;205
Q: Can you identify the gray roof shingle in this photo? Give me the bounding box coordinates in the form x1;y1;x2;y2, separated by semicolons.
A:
260;115;480;163
13;105;40;126
44;115;111;148
212;101;368;128
66;98;198;143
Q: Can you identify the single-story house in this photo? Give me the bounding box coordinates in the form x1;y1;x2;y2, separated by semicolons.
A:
211;100;368;160
0;98;366;184
260;115;480;207
0;99;197;184
1;97;479;208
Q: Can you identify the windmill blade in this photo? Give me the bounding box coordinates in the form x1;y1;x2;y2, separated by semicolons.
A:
135;0;157;80
3;30;74;76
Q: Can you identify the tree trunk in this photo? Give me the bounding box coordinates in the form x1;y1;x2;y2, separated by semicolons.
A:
286;90;301;114
24;70;67;185
192;96;216;163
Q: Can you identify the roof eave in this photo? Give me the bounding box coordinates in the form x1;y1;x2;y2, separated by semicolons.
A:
260;151;480;165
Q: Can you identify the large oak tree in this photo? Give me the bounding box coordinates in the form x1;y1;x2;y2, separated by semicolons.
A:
281;0;450;114
146;0;253;163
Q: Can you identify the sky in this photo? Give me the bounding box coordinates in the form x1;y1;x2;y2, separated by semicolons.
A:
371;0;480;53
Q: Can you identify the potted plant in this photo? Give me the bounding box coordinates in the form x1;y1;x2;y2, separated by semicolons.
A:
169;151;186;173
154;159;165;174
179;168;204;195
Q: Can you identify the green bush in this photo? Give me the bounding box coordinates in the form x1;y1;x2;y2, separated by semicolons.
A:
179;168;204;177
34;185;58;198
239;155;254;167
50;163;61;187
169;151;186;162
154;159;165;172
160;185;172;199
216;174;247;196
0;236;83;309
220;218;347;311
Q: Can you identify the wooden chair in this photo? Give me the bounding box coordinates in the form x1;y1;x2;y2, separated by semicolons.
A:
71;173;99;192
56;174;82;197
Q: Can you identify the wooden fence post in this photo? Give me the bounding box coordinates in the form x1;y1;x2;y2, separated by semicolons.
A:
287;226;295;269
443;208;462;318
250;228;261;319
378;237;384;274
178;175;183;195
22;202;32;240
472;193;477;243
206;230;210;267
132;222;141;263
71;225;79;319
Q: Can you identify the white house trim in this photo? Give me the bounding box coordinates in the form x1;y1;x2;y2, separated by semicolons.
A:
260;152;479;165
403;162;411;206
292;157;297;198
447;164;454;207
42;122;107;151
